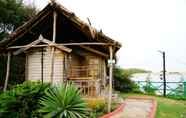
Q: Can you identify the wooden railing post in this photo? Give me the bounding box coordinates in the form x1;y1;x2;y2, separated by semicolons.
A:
3;52;11;91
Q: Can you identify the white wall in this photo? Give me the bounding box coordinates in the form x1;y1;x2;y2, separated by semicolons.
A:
27;50;41;81
27;47;64;84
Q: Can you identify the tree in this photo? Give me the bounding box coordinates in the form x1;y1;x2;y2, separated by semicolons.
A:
0;0;37;90
113;67;133;92
0;0;37;40
113;67;142;93
123;68;151;75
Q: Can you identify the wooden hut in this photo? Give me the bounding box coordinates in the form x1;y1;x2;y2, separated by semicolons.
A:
0;1;121;97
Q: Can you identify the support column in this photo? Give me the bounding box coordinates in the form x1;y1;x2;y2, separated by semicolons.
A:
3;52;11;91
41;48;44;83
103;60;107;88
50;11;57;84
108;46;113;112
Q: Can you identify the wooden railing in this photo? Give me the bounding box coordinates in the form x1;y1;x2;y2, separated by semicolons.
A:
65;64;102;96
69;79;102;97
68;65;99;80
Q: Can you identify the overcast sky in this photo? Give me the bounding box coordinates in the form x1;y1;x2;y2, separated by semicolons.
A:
24;0;186;72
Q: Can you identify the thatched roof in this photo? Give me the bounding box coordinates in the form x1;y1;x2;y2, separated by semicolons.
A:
0;1;121;54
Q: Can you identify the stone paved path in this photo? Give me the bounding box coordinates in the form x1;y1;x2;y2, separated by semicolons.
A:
111;98;153;118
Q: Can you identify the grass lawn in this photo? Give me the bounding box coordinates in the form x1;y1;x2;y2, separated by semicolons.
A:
120;93;186;118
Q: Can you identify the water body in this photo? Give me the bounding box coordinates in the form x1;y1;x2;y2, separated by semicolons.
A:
131;73;186;95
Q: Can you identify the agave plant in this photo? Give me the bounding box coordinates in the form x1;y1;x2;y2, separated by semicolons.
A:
39;83;88;118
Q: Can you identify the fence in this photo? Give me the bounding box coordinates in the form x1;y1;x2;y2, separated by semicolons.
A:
134;81;186;97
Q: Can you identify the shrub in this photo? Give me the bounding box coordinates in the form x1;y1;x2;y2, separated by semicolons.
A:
143;82;156;95
113;67;140;93
132;83;142;93
85;97;107;118
84;97;106;111
85;97;121;118
0;81;49;118
39;83;88;118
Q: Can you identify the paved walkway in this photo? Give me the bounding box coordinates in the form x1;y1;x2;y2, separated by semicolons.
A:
111;98;154;118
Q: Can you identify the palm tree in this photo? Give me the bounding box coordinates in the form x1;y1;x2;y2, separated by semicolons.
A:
39;83;88;118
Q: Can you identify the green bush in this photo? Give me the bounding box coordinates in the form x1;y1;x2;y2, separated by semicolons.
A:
143;82;156;95
88;100;119;118
39;83;88;118
114;67;141;93
132;83;142;93
0;81;49;118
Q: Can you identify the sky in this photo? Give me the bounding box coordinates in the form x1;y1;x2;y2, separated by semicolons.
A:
24;0;186;72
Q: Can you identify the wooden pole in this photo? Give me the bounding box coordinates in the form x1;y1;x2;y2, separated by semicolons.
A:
52;12;57;43
103;60;106;88
41;48;44;83
50;11;57;84
25;54;28;80
50;48;55;83
108;46;113;112
3;52;11;91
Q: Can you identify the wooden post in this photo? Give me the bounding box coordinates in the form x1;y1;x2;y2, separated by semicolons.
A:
52;12;57;43
103;60;106;88
41;48;44;83
108;46;113;112
25;54;28;80
50;11;57;84
3;52;11;91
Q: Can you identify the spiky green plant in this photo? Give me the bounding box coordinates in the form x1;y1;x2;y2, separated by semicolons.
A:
39;83;88;118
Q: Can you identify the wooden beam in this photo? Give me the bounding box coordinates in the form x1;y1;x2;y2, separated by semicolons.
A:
80;45;108;58
41;39;72;53
3;52;11;91
12;35;72;55
8;42;114;49
108;46;113;112
55;42;112;46
13;38;43;55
